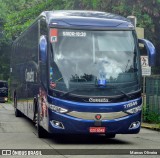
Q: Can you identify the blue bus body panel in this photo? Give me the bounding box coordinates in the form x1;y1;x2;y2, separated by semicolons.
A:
49;18;132;29
48;96;142;112
40;11;134;29
47;96;142;134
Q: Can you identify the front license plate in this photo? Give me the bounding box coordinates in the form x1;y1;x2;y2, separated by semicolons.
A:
89;127;106;133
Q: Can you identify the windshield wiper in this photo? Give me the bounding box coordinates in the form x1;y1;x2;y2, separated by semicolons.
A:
106;85;131;99
60;85;130;99
60;86;97;98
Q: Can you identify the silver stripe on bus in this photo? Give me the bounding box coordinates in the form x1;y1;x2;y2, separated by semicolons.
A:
67;111;128;120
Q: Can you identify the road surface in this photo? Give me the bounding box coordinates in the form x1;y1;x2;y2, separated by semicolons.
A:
0;103;159;158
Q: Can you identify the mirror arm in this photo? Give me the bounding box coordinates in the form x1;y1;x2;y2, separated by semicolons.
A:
138;39;156;66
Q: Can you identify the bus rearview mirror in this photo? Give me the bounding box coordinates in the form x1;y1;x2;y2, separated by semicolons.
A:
39;35;47;64
138;39;156;66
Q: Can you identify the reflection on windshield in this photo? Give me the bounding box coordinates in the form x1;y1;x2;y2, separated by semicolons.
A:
50;29;140;96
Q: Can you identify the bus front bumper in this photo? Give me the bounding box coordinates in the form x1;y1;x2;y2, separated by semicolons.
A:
48;110;141;134
0;97;8;102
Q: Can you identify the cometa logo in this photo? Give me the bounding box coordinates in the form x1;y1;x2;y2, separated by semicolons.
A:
95;114;102;120
89;98;109;103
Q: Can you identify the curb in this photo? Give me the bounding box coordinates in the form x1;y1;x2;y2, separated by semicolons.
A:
141;123;160;131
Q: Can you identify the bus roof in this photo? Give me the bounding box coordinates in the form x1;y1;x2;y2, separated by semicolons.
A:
40;10;134;29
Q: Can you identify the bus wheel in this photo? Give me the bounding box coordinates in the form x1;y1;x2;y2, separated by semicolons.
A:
105;134;116;139
14;97;22;117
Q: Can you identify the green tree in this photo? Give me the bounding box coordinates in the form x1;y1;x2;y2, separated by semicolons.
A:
0;0;67;80
1;0;160;80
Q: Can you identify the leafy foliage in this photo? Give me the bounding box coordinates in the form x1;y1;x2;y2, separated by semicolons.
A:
143;107;160;123
0;0;66;80
0;0;160;80
4;0;66;39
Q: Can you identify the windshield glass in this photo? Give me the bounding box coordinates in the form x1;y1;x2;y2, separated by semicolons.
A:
0;82;7;88
49;29;141;97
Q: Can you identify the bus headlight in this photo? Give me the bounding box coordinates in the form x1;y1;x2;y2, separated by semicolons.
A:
125;105;142;114
49;104;68;113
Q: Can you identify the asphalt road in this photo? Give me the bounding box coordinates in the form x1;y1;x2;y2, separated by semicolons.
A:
0;103;160;158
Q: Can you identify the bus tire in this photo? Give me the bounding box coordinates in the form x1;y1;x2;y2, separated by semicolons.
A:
33;98;38;123
14;97;22;117
105;134;116;139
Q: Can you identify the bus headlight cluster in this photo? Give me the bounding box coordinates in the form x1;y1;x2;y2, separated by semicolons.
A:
125;105;142;114
49;104;68;113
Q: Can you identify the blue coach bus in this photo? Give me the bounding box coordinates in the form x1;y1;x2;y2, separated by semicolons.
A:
10;10;156;138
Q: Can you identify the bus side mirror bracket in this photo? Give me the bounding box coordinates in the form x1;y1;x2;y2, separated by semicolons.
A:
138;39;156;66
39;35;47;64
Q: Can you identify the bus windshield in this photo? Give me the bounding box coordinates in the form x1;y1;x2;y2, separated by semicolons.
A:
0;81;7;88
50;29;141;97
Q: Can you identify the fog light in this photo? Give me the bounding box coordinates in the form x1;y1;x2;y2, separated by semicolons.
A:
129;121;140;129
4;97;8;101
50;120;64;129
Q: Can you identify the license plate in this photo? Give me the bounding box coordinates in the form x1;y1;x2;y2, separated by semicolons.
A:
89;127;106;133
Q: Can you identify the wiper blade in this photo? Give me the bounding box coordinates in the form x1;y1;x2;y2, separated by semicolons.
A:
60;85;130;99
106;85;130;99
60;86;98;98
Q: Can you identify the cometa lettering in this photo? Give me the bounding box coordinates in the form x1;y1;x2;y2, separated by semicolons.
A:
89;98;109;102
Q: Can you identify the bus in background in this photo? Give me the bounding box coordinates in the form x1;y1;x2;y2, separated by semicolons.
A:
0;80;8;102
10;10;156;138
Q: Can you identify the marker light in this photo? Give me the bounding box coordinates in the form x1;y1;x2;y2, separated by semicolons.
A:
129;121;140;129
125;105;142;114
50;120;64;129
49;104;68;113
